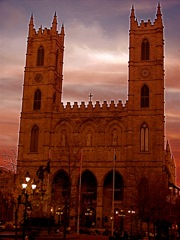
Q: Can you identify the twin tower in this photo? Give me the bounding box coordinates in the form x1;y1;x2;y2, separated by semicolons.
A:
17;4;175;228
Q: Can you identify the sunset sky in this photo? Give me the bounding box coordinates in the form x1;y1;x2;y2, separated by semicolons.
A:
0;0;179;185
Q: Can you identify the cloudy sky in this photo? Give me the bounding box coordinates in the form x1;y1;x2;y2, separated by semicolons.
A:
0;0;179;184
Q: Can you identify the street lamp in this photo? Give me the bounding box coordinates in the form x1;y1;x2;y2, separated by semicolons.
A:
119;209;125;233
128;209;135;239
18;172;37;240
56;207;63;231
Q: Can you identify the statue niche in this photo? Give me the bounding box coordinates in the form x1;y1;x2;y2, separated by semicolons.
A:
86;131;92;146
61;130;67;146
112;130;118;146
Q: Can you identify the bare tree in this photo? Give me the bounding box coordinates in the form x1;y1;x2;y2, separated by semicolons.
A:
127;163;169;238
50;142;81;240
0;148;17;173
0;148;17;224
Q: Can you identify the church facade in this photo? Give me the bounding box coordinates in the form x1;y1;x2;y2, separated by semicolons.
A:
16;4;175;230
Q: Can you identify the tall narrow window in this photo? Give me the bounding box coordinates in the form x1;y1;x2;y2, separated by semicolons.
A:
141;84;149;108
55;50;59;71
37;46;44;66
33;89;41;110
140;123;149;152
141;39;149;60
53;92;56;103
30;125;39;152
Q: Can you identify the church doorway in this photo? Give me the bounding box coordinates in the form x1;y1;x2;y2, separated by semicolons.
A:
84;207;96;228
79;170;97;227
103;171;124;227
51;170;70;225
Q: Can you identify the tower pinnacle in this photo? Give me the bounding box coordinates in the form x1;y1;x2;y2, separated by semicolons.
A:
156;2;163;26
130;5;135;18
157;2;162;16
28;14;34;37
130;5;136;29
61;24;65;35
52;12;57;32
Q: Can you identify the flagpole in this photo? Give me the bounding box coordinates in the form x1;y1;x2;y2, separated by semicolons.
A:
111;148;116;237
77;149;83;234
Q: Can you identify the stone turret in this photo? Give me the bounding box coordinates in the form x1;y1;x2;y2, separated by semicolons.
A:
165;141;176;183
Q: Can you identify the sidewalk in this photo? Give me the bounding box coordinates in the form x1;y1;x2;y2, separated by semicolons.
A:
36;233;109;240
0;231;109;240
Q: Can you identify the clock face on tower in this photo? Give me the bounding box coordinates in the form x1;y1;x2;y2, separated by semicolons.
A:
140;67;151;78
34;73;43;82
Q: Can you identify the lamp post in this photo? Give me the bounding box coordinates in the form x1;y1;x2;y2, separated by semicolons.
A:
56;207;63;230
128;209;135;239
18;171;36;240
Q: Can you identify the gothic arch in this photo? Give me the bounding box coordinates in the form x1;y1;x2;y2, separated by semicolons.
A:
80;119;98;147
105;120;125;146
140;122;149;152
102;170;124;226
49;169;71;225
33;89;41;110
78;169;97;227
53;120;73;147
55;49;59;71
51;169;71;204
141;84;149;108
141;38;150;60
37;45;44;66
103;170;124;201
30;124;39;152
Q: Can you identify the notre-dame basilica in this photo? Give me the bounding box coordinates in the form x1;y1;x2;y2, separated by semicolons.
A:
16;4;176;231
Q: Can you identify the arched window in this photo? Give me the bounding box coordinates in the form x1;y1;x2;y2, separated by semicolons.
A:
55;49;59;71
140;123;149;152
37;46;44;66
33;89;41;110
141;84;149;108
103;171;124;201
141;39;149;60
30;125;39;152
52;170;70;199
53;92;56;103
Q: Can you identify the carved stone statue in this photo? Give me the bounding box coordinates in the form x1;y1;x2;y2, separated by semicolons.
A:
86;132;92;146
112;130;118;146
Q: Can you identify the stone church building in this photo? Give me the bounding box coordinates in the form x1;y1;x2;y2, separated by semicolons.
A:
16;4;176;231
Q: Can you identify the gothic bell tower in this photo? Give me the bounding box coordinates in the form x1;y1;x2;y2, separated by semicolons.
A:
128;3;164;111
17;14;64;170
22;13;64;114
127;4;165;161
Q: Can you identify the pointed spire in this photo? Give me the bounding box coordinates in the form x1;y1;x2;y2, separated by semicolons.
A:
28;13;34;37
52;12;57;32
61;24;65;35
156;2;163;26
30;13;34;25
130;5;135;18
53;12;57;24
130;5;136;30
166;140;170;152
157;2;162;17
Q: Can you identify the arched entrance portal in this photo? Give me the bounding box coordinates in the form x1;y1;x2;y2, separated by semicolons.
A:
84;207;96;228
103;171;124;227
51;170;70;225
80;170;97;228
